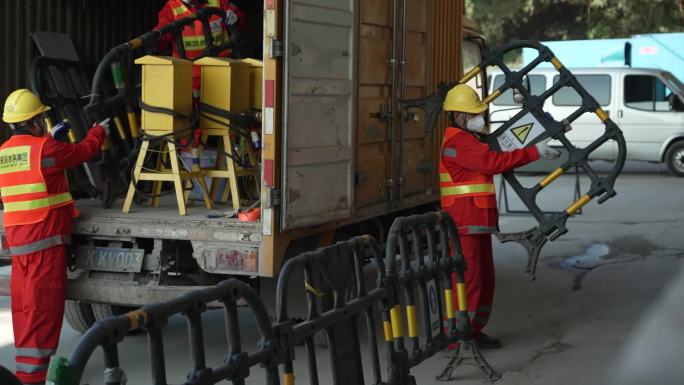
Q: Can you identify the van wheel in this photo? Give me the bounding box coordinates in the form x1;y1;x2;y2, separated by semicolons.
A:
665;141;684;177
64;300;96;333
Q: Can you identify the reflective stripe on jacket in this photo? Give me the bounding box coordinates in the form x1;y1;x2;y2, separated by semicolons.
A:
439;127;539;235
168;0;228;59
0;135;73;227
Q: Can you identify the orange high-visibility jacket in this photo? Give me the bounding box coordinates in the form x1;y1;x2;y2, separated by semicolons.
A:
156;0;245;59
440;127;539;235
0;127;105;254
0;135;73;227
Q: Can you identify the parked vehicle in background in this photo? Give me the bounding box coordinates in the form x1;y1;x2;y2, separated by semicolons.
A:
488;67;684;176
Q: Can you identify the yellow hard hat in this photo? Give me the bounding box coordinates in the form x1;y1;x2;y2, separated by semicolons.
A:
2;89;51;124
443;84;488;114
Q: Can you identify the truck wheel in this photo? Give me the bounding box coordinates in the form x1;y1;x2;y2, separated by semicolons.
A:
665;141;684;177
64;300;96;333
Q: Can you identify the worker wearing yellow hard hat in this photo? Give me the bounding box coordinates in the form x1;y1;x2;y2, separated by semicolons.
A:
439;84;554;349
2;88;52;126
1;89;110;384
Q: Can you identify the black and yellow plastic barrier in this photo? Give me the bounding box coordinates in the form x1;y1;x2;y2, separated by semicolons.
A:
45;212;499;385
461;40;627;279
385;212;500;382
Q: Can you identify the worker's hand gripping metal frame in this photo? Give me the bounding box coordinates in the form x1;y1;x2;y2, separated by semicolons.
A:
460;41;627;279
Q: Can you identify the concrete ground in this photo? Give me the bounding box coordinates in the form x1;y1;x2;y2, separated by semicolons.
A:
1;161;682;384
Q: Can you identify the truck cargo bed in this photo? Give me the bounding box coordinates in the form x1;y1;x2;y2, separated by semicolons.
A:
71;198;262;243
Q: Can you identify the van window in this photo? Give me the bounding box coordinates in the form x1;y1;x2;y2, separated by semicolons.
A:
491;74;546;106
552;75;611;106
624;74;676;112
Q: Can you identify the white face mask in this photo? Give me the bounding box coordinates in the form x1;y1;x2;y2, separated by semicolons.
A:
466;115;486;133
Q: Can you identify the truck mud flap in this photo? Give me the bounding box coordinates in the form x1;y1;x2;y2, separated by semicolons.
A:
460;40;627;279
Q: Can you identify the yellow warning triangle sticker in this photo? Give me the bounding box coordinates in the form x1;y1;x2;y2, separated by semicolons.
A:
511;123;534;144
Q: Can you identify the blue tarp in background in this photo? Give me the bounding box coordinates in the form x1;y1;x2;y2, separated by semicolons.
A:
521;33;684;82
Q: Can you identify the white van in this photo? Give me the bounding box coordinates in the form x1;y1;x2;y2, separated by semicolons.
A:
488;67;684;176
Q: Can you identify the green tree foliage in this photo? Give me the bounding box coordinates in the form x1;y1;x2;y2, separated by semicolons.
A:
467;0;684;47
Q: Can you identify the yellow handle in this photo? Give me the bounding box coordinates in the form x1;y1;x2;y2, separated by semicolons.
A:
460;66;482;84
482;89;502;105
595;107;609;122
566;194;591;215
539;168;565;188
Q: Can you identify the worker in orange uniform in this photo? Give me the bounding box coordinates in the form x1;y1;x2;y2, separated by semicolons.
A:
440;84;559;349
155;0;245;148
155;0;245;96
1;89;108;384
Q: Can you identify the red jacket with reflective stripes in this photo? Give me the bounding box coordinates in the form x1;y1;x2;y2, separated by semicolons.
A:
0;135;74;227
440;127;539;235
1;127;105;250
155;0;246;80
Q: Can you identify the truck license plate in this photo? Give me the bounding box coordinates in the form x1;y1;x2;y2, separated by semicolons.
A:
77;246;145;273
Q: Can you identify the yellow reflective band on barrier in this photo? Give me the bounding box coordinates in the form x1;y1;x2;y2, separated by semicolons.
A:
390;305;403;338
539;168;565;188
456;283;467;311
482;89;502;105
445;290;455;319
440;173;452;183
595;107;609;122
406;305;418;338
128;112;140;138
304;281;324;298
114;117;127;140
383;321;393;341
0;183;47;197
566;194;591;216
127;309;148;330
128;38;143;50
440;183;494;196
0;146;31;175
2;192;73;213
551;57;563;70
283;372;295;385
460;66;482;84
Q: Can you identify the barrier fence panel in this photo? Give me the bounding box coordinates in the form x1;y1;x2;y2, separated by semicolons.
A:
383;212;500;383
45;211;500;385
274;235;389;385
460;40;626;279
46;279;280;385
